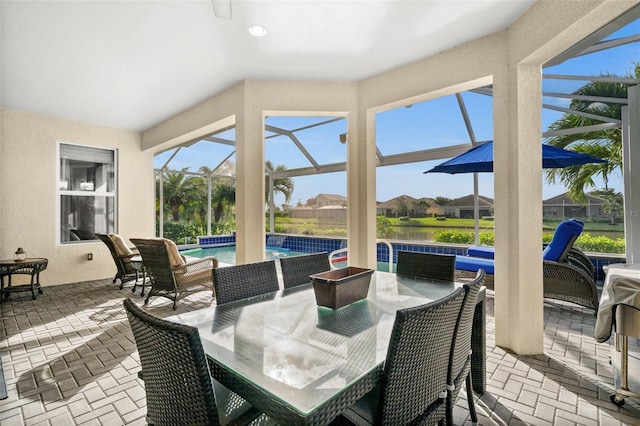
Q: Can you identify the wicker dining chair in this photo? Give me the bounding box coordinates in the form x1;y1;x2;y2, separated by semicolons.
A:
396;251;456;282
446;269;485;426
96;233;140;290
213;260;279;305
280;252;331;289
123;298;266;425
130;238;217;310
341;286;466;425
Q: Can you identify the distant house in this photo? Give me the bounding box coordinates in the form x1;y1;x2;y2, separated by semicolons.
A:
316;193;347;207
376;195;440;218
289;193;347;219
542;192;608;220
442;195;493;218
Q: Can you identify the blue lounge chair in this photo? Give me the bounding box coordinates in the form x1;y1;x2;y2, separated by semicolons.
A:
455;219;598;312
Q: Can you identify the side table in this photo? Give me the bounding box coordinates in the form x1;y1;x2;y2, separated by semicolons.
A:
0;258;48;300
130;255;147;297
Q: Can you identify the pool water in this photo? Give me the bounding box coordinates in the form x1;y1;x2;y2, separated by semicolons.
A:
182;245;396;271
181;246;308;265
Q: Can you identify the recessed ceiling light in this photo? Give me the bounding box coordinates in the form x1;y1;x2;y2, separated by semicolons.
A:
248;25;267;37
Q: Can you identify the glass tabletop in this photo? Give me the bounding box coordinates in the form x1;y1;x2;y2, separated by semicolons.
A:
169;271;462;418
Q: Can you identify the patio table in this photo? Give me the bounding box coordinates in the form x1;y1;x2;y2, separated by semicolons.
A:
0;258;48;301
169;270;486;425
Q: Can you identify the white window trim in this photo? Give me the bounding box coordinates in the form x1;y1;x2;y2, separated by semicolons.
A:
56;141;118;246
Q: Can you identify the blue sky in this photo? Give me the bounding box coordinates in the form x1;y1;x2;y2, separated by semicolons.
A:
154;18;639;209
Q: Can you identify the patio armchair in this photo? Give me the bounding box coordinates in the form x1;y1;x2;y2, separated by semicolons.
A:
455;219;599;312
130;238;218;310
123;299;266;425
280;252;331;289
340;286;466;425
96;233;140;290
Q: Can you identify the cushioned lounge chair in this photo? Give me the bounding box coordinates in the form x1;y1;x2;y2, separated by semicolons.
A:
454;219;599;312
130;238;218;310
96;233;141;290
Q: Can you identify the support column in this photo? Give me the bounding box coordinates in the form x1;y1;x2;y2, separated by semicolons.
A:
235;111;266;264
493;63;544;354
624;86;640;264
347;110;377;269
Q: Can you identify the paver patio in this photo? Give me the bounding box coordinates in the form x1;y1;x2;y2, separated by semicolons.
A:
1;278;639;425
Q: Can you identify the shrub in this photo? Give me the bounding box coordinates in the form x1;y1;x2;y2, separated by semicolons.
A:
377;215;394;239
575;233;625;254
162;222;205;243
301;223;316;235
435;229;624;254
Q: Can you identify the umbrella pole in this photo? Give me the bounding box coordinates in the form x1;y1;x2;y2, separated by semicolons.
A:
474;173;479;246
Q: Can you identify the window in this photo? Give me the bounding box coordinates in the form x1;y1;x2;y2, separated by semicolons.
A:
58;143;116;244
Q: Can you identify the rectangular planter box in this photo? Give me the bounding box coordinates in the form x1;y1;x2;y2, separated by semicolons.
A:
310;266;374;310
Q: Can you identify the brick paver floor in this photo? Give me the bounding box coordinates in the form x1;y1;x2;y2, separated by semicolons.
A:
1;279;639;425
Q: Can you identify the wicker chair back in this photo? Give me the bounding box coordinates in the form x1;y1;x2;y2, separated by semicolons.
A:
123;298;220;424
396;251;456;282
375;286;466;424
96;233;138;287
446;269;485;425
280;252;331;289
130;239;177;293
213;260;279;305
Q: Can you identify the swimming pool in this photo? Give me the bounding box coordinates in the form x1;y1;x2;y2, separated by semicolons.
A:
181;245;308;265
182;245;395;271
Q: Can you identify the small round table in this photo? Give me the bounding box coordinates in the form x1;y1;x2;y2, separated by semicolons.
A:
0;258;48;300
130;255;147;297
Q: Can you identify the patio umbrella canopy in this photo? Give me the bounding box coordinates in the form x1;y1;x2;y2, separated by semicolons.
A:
424;141;607;174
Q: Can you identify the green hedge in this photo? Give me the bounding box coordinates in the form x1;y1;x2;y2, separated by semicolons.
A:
433;230;495;245
434;230;625;254
161;219;235;243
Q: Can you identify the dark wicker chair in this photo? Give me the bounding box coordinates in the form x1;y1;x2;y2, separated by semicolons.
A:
543;259;599;313
123;298;265;425
280;252;331;289
446;269;485;426
213;260;279;305
396;251;456;282
341;286;466;425
130;238;217;310
96;233;140;290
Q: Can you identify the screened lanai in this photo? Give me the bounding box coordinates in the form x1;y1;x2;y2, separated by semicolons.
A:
154;4;640;264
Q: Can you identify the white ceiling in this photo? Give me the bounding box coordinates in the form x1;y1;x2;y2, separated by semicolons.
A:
1;0;535;131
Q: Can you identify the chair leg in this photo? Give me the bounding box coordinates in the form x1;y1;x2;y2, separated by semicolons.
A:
466;374;477;423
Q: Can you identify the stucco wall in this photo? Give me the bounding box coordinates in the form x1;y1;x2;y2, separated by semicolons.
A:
0;108;154;285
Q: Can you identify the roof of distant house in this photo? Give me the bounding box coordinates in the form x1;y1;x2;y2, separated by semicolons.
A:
443;194;494;207
376;195;424;209
316;193;347;201
543;191;606;205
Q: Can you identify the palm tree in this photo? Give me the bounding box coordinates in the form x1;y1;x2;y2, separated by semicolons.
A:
211;180;236;223
544;63;639;202
265;160;294;204
162;168;192;221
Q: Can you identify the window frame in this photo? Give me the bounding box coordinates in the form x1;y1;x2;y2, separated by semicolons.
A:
56;142;118;246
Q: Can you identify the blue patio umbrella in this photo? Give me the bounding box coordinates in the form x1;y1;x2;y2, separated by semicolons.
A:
424;140;607;174
424;140;606;245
